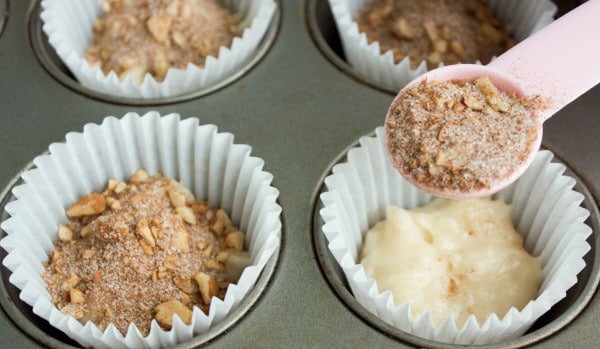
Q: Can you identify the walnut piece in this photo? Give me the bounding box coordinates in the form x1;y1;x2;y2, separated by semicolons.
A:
176;206;197;225
57;224;73;242
194;272;219;304
225;231;244;250
154;300;192;329
211;209;232;235
130;169;149;184
69;288;85;304
66;193;106;217
135;219;156;247
146;15;172;43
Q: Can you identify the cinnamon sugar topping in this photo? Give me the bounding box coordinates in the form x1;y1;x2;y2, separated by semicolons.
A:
356;0;515;69
43;170;249;335
385;77;540;193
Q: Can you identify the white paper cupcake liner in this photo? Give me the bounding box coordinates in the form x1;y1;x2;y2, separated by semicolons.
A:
328;0;557;91
40;0;277;99
319;127;591;345
0;112;282;348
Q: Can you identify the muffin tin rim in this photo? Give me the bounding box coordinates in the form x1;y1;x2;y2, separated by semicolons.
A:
27;0;282;106
0;155;284;349
0;0;7;39
310;134;600;349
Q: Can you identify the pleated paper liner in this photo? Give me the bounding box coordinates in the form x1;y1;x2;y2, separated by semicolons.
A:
327;0;556;91
319;127;591;345
40;0;277;99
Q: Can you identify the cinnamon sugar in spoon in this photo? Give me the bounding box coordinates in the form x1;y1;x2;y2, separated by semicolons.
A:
384;0;600;199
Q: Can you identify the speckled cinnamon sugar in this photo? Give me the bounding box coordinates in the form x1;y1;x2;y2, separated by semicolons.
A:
86;0;240;83
385;77;540;193
42;169;248;336
356;0;515;69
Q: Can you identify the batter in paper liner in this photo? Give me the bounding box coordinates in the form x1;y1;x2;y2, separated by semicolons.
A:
360;198;541;327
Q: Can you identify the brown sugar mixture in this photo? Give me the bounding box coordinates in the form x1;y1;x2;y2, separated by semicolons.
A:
42;169;249;335
385;77;540;193
356;0;515;69
86;0;240;83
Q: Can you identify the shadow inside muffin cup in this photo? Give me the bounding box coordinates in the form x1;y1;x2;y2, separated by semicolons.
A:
29;0;281;105
312;129;599;348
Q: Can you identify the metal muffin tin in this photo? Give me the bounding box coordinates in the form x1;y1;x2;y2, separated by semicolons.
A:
0;0;597;347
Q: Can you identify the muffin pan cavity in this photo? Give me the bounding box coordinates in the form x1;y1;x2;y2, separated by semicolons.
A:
0;159;282;348
28;0;281;105
312;136;600;348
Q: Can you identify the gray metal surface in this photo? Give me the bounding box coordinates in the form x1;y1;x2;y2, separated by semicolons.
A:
0;0;598;348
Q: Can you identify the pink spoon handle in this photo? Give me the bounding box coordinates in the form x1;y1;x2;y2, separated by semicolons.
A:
489;0;600;121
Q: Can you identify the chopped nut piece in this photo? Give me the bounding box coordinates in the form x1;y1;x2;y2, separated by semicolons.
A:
154;300;192;329
194;272;219;304
82;249;96;259
130;169;149;184
146;15;172;43
171;182;195;202
80;225;92;238
422;19;438;42
121;66;147;84
205;259;224;271
168;188;187;208
69;289;85;304
211;209;232;235
176;206;197;225
66;193;106;217
102;0;111;13
463;94;484;110
433;40;448;53
61;304;84;320
57;224;73;242
107;179;119;191
139;239;154;256
225;231;244;250
63;273;79;290
216;250;230;262
135;219;156;247
488;96;511;113
475;77;498;97
106;197;122;211
450;40;467;59
152;50;169;80
114;181;127;194
172;31;187;48
392;17;417;40
172;228;190;252
173;277;194;294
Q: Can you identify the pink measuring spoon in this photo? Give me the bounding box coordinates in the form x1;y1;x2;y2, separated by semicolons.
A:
384;0;600;200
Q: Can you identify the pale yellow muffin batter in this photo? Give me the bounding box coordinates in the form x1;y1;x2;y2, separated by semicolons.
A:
360;198;541;327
